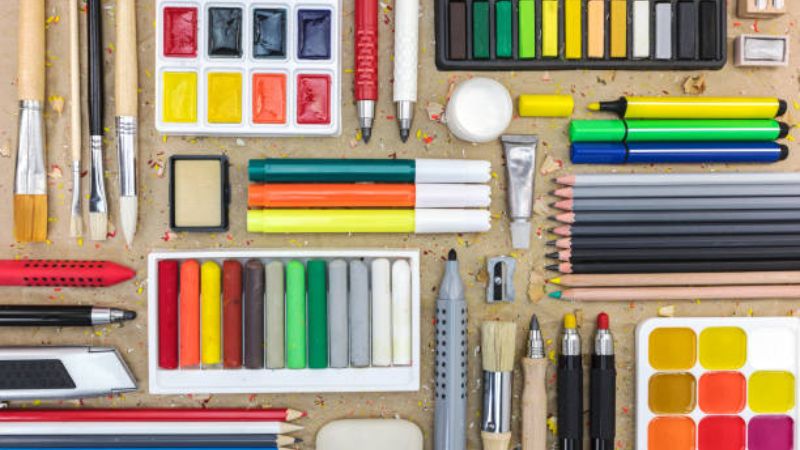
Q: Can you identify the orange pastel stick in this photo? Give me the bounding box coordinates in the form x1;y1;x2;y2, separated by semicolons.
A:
248;183;417;207
179;259;201;367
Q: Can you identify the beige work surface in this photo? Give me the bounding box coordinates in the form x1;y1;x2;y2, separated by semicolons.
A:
0;1;798;449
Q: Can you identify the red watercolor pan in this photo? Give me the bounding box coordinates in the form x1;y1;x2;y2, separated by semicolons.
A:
296;74;331;125
163;7;198;57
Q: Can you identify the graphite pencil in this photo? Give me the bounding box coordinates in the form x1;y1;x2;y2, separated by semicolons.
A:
0;422;303;435
555;172;800;187
553;211;800;224
0;434;299;448
552;184;800;198
553;197;800;211
549;285;800;301
0;408;305;422
547;260;800;274
552;223;800;237
548;271;800;287
548;247;800;263
549;235;800;250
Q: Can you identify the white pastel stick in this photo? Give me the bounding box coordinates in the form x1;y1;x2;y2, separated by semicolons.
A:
391;259;412;366
632;0;650;58
371;258;392;367
0;422;300;435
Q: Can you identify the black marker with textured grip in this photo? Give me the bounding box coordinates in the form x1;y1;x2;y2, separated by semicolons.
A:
558;313;582;450
591;312;616;450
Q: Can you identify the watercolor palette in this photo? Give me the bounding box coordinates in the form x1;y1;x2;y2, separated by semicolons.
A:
147;249;420;394
636;317;800;450
155;1;341;137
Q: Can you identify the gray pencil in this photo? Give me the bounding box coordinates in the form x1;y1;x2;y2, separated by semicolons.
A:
435;249;467;450
328;259;349;368
554;196;800;211
554;210;800;224
554;223;800;237
556;172;800;186
554;184;800;198
349;260;370;368
0;434;298;448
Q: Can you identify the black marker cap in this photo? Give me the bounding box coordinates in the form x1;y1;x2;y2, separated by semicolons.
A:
777;100;788;117
779;144;789;161
779;122;790;139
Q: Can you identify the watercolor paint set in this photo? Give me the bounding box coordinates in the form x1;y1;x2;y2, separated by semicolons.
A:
636;317;799;450
147;249;420;394
435;0;727;70
155;1;341;137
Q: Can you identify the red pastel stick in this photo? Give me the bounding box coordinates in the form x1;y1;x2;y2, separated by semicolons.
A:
158;260;179;370
354;0;378;142
0;260;135;287
0;408;307;422
223;260;243;368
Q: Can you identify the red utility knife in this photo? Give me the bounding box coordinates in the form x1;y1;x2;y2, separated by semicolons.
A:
355;0;378;143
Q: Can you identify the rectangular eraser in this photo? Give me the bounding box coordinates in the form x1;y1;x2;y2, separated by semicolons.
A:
738;0;786;18
734;34;789;67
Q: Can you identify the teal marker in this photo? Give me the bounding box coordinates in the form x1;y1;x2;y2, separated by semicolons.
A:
570;119;789;142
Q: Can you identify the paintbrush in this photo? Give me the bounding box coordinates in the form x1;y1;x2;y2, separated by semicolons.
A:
13;0;47;242
115;0;138;246
69;0;82;238
481;321;516;450
88;0;108;241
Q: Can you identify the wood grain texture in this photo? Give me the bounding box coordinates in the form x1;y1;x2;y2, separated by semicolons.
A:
481;431;511;450
17;0;45;102
115;0;138;117
521;358;547;450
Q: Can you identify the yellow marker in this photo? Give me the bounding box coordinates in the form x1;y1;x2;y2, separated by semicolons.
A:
201;261;222;366
163;72;197;123
519;94;575;117
541;0;558;57
610;0;627;58
590;97;788;119
587;0;605;58
564;0;582;59
207;72;242;123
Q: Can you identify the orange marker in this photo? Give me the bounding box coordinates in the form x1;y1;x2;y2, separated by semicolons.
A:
179;259;201;368
248;183;490;208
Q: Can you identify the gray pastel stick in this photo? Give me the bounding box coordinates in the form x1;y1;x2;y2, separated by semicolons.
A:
328;259;349;368
655;3;672;59
435;250;467;450
349;260;370;368
244;259;265;369
265;261;285;369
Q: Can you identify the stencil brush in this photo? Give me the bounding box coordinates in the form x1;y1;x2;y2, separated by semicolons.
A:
88;0;108;241
13;0;48;242
69;0;82;238
116;0;139;246
481;321;516;450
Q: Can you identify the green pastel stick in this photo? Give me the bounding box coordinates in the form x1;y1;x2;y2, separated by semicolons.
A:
285;260;307;369
473;1;490;59
518;0;536;58
495;0;512;58
307;259;328;369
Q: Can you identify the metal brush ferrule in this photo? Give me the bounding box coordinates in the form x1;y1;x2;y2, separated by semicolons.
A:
528;328;545;359
89;135;107;213
481;371;512;433
71;161;81;216
115;116;137;197
14;101;46;195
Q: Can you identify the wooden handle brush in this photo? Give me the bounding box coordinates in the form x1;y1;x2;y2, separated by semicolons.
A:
14;0;48;242
481;321;517;450
115;0;138;246
69;0;82;238
521;314;547;450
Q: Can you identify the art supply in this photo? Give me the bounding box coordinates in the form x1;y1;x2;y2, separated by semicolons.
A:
0;422;301;435
518;95;574;118
179;260;201;368
636;317;800;450
550;235;800;250
502;134;537;249
553;196;800;211
355;0;378;142
554;184;800;199
0;408;305;422
156;0;342;137
445;78;512;143
148;250;420;393
571;141;788;164
14;0;47;243
589;96;787;119
116;0;139;246
87;0;108;241
590;313;615;450
393;0;418;141
554;211;800;224
0;306;134;326
68;0;82;238
248;183;491;208
552;223;800;237
481;321;516;450
435;0;726;70
486;256;516;303
551;285;800;301
244;259;265;369
548;260;800;274
0;347;136;401
249;158;491;183
521;314;546;450
569;119;789;142
738;0;786;17
0;259;134;287
548;246;800;263
435;250;467;450
0;434;299;447
316;419;423;450
170;155;230;232
158;260;179;370
735;35;789;67
549;271;800;287
222;260;243;369
558;313;582;450
247;209;491;234
556;171;800;186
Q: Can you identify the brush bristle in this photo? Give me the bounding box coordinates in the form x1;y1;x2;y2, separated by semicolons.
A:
89;212;108;241
119;196;138;246
481;321;517;372
70;214;83;238
14;195;48;242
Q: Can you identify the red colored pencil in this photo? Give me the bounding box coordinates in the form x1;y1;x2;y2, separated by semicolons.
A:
0;408;306;422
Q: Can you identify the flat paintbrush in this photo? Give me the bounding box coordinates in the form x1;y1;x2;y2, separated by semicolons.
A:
13;0;47;242
88;0;108;241
116;0;138;246
69;0;82;238
481;321;516;450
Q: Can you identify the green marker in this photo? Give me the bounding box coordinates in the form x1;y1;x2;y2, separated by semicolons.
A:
518;0;536;58
570;119;790;142
473;1;490;59
285;260;307;369
495;0;512;58
307;260;328;369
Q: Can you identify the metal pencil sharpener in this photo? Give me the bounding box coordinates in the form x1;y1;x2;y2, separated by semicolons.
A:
486;256;515;303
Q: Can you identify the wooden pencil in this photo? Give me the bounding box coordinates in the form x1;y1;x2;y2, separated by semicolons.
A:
69;0;82;238
554;211;800;224
548;247;800;263
549;285;800;301
547;260;800;274
548;271;800;287
552;223;800;237
553;197;800;211
555;172;800;187
552;184;800;198
549;235;800;250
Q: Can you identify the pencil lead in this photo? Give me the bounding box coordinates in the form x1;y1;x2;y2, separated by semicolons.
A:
548;277;562;285
545;264;559;271
546;240;556;246
545;252;558;259
361;127;372;144
547;216;556;221
399;128;410;143
548;290;563;299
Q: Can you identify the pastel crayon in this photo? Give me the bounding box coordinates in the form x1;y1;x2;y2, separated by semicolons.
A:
285;260;306;369
371;259;392;366
307;260;328;369
265;261;285;369
179;259;201;368
349;260;370;367
222;260;243;368
391;260;412;366
565;0;582;59
201;261;222;366
158;260;179;370
328;260;349;369
541;0;558;57
244;259;265;369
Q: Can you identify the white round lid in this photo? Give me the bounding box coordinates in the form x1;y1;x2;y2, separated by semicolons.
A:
445;77;513;144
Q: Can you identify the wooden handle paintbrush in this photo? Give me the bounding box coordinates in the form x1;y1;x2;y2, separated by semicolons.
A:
69;0;82;238
87;0;108;241
481;321;516;450
521;314;547;450
14;0;47;242
115;0;138;246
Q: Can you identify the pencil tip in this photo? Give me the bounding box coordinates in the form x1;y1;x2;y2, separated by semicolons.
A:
546;240;555;246
548;277;562;285
548;291;563;299
399;128;410;142
530;314;540;330
545;264;558;271
545;252;558;259
448;249;457;261
588;102;601;111
361;128;372;143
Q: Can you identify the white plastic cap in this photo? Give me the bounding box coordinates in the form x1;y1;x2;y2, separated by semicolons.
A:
415;184;491;208
510;220;531;249
445;78;513;144
415;159;491;183
414;209;491;233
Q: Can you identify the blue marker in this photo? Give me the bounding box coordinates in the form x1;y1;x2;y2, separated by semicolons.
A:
571;141;788;164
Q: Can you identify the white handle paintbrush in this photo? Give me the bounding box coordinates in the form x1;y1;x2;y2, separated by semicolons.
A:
115;0;138;246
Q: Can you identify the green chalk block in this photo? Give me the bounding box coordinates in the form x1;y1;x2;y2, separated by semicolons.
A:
285;260;307;369
307;259;328;369
472;1;490;59
518;0;536;58
496;0;512;58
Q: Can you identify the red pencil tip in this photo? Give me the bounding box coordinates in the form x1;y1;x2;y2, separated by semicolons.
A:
597;312;609;330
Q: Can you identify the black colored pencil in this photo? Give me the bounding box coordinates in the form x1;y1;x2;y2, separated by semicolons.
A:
548;247;800;263
547;260;800;274
0;434;298;448
554;210;800;224
553;223;800;237
549;234;800;250
554;196;800;212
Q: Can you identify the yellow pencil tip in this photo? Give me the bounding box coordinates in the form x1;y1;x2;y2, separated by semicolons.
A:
564;313;577;329
588;102;600;111
549;277;562;285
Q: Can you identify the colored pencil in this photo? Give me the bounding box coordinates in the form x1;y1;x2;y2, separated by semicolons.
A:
552;184;800;198
553;196;800;211
553;211;800;224
0;447;289;450
555;172;800;186
548;271;800;287
0;434;299;448
547;260;800;274
547;247;800;263
549;235;800;250
0;408;305;422
0;422;302;435
549;285;800;301
68;0;82;238
552;223;800;237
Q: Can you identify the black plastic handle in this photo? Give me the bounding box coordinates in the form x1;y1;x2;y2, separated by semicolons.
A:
591;354;617;450
558;354;583;450
87;0;104;135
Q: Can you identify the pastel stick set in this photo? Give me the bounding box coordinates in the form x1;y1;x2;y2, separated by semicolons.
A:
637;317;800;450
148;250;420;394
156;1;341;136
435;0;726;70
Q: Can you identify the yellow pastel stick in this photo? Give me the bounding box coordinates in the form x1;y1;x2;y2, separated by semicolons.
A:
565;0;582;59
610;0;628;58
541;0;558;57
201;261;222;366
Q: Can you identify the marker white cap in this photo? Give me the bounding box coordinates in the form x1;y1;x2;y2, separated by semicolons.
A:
445;78;513;143
414;209;491;233
415;184;491;208
415;159;491;183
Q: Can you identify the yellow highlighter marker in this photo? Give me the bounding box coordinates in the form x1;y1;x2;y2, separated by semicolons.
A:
565;0;582;59
590;96;788;119
201;261;222;366
541;0;559;57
